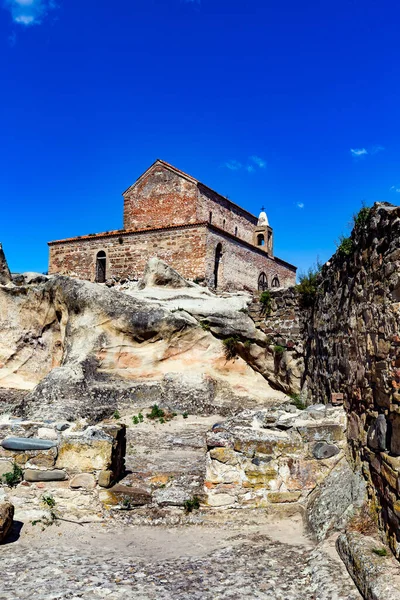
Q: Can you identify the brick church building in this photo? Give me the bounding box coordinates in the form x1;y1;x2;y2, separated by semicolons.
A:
48;160;296;292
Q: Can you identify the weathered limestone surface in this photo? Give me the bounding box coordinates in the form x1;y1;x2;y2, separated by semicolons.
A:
337;531;400;600
0;258;288;421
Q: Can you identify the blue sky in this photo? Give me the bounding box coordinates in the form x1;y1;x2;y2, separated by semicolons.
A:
0;0;399;276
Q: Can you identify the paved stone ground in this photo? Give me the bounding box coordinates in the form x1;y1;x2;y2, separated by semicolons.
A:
0;514;362;600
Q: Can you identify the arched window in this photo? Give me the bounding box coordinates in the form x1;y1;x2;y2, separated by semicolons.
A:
258;272;268;291
214;243;222;289
234;226;238;236
271;276;280;288
209;211;213;223
223;219;226;229
96;251;107;283
257;234;265;246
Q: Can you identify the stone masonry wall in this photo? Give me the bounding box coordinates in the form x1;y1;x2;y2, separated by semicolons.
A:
123;163;198;230
196;183;257;245
49;225;208;283
205;228;296;292
49;224;296;293
303;203;400;557
249;287;305;394
123;161;258;245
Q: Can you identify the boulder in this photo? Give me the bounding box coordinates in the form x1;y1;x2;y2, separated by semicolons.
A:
0;502;14;543
312;442;340;459
306;458;366;541
56;424;125;476
139;257;196;289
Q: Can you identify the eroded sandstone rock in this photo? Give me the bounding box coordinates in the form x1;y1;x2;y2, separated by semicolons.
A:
0;502;14;543
0;243;11;286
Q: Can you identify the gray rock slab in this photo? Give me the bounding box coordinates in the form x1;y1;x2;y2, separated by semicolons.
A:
313;442;340;459
24;469;67;482
337;531;400;600
367;414;387;452
306;458;366;541
1;437;57;451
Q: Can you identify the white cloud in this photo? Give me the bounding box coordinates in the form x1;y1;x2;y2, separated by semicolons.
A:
3;0;57;26
350;145;385;159
350;148;368;157
370;145;385;155
250;155;267;168
224;160;242;171
296;202;304;209
224;155;267;173
390;186;400;193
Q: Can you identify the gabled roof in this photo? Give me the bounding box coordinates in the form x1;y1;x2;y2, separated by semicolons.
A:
122;159;258;222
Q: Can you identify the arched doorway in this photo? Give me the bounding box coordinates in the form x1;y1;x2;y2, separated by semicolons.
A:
258;272;268;291
96;251;107;283
214;243;222;289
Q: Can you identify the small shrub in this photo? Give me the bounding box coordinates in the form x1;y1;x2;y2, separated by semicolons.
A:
223;336;238;360
119;496;132;510
159;417;165;424
32;494;58;529
259;290;272;315
132;415;139;425
337;235;354;256
113;410;121;420
244;339;252;349
184;496;201;513
200;321;210;331
289;393;306;410
372;547;388;557
183;412;188;419
42;493;56;509
353;203;371;229
147;405;165;420
2;464;23;487
296;263;322;308
138;413;144;422
274;344;285;355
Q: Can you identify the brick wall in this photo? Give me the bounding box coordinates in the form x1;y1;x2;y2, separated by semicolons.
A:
204;228;296;292
196;184;257;245
49;225;208;283
49;223;296;292
123;164;198;230
122;161;261;248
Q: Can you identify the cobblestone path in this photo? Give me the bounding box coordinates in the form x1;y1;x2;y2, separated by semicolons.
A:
0;522;362;600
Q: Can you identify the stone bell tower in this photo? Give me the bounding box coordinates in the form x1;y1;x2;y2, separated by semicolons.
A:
253;208;273;257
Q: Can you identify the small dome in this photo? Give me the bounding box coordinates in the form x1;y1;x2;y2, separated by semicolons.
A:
257;210;269;227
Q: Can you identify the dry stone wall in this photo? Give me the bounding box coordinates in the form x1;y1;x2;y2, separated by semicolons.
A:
248;287;305;394
0;421;127;521
303;203;400;557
